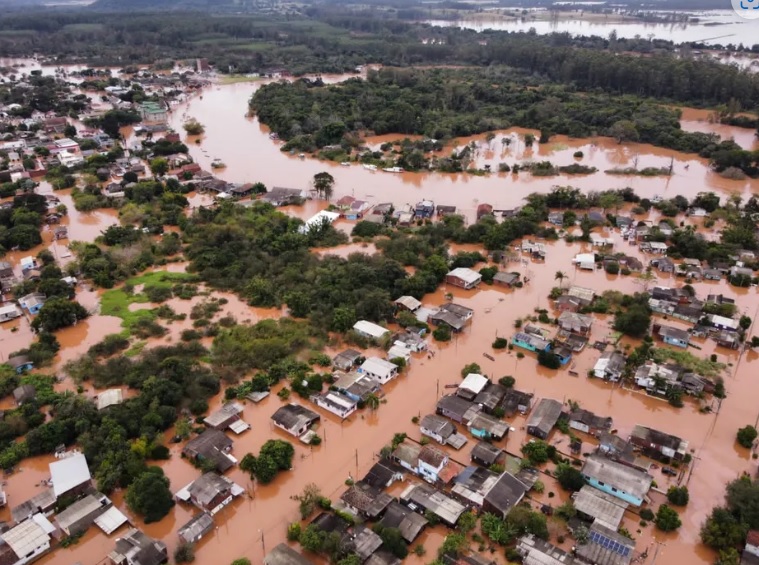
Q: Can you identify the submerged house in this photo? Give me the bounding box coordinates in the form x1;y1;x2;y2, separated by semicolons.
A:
203;402;248;433
419;414;468;449
109;528;168;565
629;425;689;461
445;268;482;290
581;455;653;506
399;483;466;527
182;429;235;473
525;399;563;439
378;501;427;543
657;325;690;349
176;472;243;515
332;349;363;371
178;513;214;545
568;409;613;437
339;482;393;520
428;303;474;332
592;351;626;382
511;333;551;354
271;404;320;438
359;357;399;384
0;514;55;565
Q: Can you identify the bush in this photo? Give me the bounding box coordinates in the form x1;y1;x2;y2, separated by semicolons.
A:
555;463;586;492
492;337;508;349
737;425;758;448
433;325;451;342
640;508;655;521
667;486;689;506
605;262;620;275
287;522;302;542
460;363;481;377
537;349;561;369
655;504;682;532
174;543;195;563
499;376;515;388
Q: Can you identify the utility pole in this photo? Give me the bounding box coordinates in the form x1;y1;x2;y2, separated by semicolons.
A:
651;538;666;565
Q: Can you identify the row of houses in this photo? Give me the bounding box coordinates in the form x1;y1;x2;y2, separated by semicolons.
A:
3;452;170;565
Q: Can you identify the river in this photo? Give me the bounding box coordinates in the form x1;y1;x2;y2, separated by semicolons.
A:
1;73;759;565
424;9;759;47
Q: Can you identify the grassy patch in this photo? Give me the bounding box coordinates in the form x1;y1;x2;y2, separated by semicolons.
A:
125;341;147;357
220;74;264;85
652;347;726;378
62;23;105;32
101;271;198;333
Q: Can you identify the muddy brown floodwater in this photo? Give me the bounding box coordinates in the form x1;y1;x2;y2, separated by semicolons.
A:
29;226;757;565
170;79;759;225
4;74;759;565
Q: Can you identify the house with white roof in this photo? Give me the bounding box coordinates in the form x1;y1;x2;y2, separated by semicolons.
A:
298;210;340;234
49;452;92;498
457;374;490;402
445;268;482;290
360;357;399;384
353;320;390;340
0;514;55;565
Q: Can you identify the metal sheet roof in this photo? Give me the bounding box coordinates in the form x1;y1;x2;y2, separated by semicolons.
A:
94;506;129;535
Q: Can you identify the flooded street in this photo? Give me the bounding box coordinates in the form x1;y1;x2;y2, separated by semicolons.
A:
2;70;759;565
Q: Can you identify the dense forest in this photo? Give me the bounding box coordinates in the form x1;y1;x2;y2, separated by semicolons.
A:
0;10;757;105
250;68;759;177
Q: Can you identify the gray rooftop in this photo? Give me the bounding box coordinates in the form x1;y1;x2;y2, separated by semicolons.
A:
582;456;653;501
526;399;563;436
187;472;234;507
177;512;214;544
271;403;321;433
378;501;427;543
517;534;578;565
573;485;627;530
400;483;466;526
575;522;635;565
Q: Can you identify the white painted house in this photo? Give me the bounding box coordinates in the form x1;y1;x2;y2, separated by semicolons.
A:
353;320;390;340
360;357;399;384
0;514;55;565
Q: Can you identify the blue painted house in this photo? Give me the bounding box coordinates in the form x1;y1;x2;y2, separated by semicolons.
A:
511;332;551;353
553;346;572;366
8;355;34;375
19;293;45;315
581;455;653;507
657;325;689;349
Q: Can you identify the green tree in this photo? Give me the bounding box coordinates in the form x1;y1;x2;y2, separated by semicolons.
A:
521;440;554;465
460;363;481;378
613;304;651;338
299;524;325;553
375;526;408;558
701;507;746;551
183;119;205;135
667;486;690;506
125;467;175;523
433;325;451;342
537;349;561;370
609;120;640;144
31;298;89;333
555;463;586;492
230;560;251;565
365;392;380;412
456;511;478;534
312;171;335;200
174;542;195;563
655;504;682;532
295;483;322;519
737;425;758;448
149;158;168;176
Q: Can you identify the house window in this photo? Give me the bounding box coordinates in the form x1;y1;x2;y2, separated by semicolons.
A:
597;481;605;486
611;487;618;493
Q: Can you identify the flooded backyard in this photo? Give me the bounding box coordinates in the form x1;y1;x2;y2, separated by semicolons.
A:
1;71;759;565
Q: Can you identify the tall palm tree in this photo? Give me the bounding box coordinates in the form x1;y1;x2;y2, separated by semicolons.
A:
555;271;567;288
365;393;380;412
